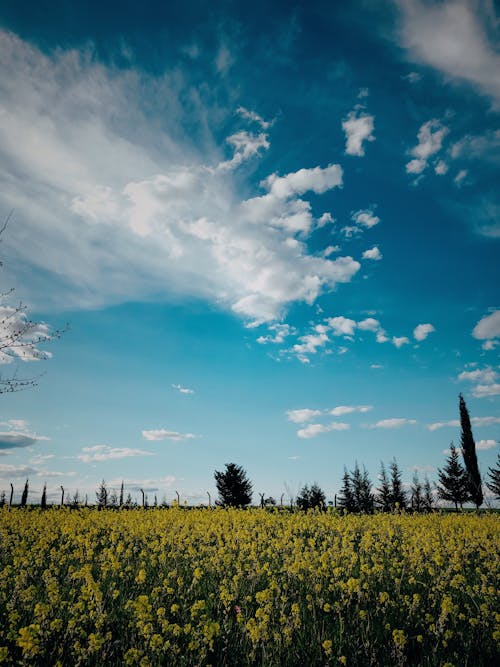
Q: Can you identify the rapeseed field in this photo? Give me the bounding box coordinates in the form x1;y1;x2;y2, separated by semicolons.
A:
0;508;498;666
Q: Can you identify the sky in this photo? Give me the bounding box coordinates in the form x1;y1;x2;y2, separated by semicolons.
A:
0;0;499;505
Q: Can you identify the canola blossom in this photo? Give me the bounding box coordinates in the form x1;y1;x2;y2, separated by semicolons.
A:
0;507;498;666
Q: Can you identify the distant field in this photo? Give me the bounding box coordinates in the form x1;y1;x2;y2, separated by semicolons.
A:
0;508;498;666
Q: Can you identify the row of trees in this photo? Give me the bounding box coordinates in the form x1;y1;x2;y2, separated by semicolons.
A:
2;450;499;510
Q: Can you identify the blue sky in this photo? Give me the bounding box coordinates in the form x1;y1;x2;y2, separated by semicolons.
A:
0;0;498;505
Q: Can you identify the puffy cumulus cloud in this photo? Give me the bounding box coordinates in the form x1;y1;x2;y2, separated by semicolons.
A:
413;323;435;341
326;316;357;337
396;0;500;106
369;418;417;429
473;383;500;398
357;317;382;332
286;408;322;423
476;439;498;450
362;246;382;261
406;119;448;175
257;323;295;345
351;208;380;229
78;445;154;463
473;311;500;349
0;31;359;326
392;336;410;348
217;131;269;172
291;330;330;363
458;367;498;384
142;429;198;441
434;160;449;175
172;384;195;394
297;422;350;439
330;405;372;416
342;109;375;156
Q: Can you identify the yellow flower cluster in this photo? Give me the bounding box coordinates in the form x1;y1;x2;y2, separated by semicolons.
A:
0;507;498;665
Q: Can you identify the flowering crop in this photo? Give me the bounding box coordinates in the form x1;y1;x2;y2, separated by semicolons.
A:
0;508;498;665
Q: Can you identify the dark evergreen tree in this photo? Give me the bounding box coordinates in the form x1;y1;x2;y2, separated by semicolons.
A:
20;479;29;507
41;483;47;509
437;444;469;510
119;481;124;507
71;490;80;508
410;472;423;512
0;490;5;507
96;480;108;509
486;452;500;500
338;467;355;512
350;462;374;513
296;483;326;510
214;463;252;507
459;393;483;508
389;459;407;510
376;462;392;512
422;476;434;512
108;490;118;507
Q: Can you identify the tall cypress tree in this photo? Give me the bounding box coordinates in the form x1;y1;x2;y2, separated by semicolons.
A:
486;453;500;501
459;393;483;508
437;444;469;510
41;483;47;509
20;479;29;507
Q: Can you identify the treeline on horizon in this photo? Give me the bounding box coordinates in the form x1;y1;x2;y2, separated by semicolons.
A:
2;394;499;511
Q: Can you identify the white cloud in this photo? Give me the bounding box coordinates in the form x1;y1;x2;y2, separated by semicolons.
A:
297;422;350;439
318;212;334;228
472;311;500;341
413;323;435;341
0;31;361;326
257;323;295;345
323;245;340;257
358;318;382;332
291;331;330;363
0;430;49;450
351;208;380;229
142;429;197;441
172;383;195;395
396;0;500;106
434;160;449;175
286;408;323;423
0;464;37;479
78;445;154;463
362;246;382;261
402;71;422;83
326;316;357;337
427;419;460;431
330;405;372;416
473;383;500;398
217;131;269;172
454;169;468;187
458;367;498;384
369;418;417;428
428;416;500;430
342;109;375;156
0;305;53;364
392;336;410;348
236;106;271;129
476;439;498;450
406;119;448;174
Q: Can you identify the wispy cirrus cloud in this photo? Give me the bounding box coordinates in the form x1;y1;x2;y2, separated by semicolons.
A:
0;30;360;325
142;429;198;442
395;0;500;106
78;445;154;463
368;418;417;429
